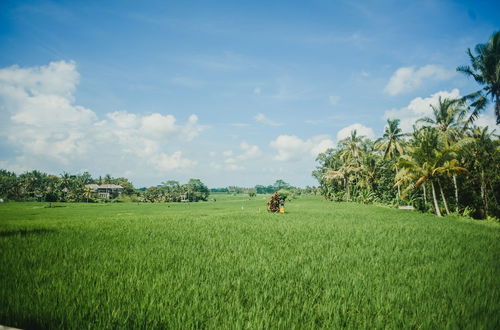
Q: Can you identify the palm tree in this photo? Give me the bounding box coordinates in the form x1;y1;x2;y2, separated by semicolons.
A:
83;186;93;203
322;163;360;201
457;31;500;124
376;119;406;198
359;151;378;192
104;174;113;184
417;97;470;211
377;119;406;159
464;126;499;216
397;127;456;217
338;130;364;163
433;159;468;213
336;130;366;200
417;97;467;143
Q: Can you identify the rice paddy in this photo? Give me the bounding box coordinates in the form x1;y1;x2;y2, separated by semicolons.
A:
0;195;499;329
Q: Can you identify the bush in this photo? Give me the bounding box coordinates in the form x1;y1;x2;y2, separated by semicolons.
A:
277;189;290;202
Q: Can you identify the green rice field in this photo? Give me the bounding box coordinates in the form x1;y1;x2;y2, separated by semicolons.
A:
0;195;499;329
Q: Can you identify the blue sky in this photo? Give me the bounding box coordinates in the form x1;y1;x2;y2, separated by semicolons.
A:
0;0;499;187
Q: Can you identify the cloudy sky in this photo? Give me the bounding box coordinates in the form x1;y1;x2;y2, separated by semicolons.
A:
0;0;499;188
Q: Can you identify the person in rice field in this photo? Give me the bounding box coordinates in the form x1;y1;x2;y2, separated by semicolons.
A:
267;192;284;213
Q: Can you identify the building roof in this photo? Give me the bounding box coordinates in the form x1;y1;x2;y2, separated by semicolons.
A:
85;184;123;190
98;184;123;189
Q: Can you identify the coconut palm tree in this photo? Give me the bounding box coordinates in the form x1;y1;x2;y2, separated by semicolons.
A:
464;126;499;216
397;127;456;217
377;119;406;159
457;31;500;125
433;159;468;213
338;130;364;163
83;186;93;203
376;119;406;198
323;163;361;201
417;97;467;143
417;97;471;210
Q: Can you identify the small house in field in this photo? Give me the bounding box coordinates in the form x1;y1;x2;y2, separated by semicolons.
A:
85;184;123;199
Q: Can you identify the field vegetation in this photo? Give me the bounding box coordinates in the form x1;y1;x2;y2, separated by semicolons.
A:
1;195;499;329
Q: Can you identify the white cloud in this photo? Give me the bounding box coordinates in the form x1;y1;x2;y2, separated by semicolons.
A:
0;61;96;128
182;114;205;141
237;142;262;160
140;113;177;138
253;87;261;94
384;65;455;95
0;61;79;100
150;151;195;171
0;61;203;173
383;89;461;132
474;113;498;129
107;111;138;129
215;142;262;170
254;113;282;126
336;123;375;141
310;136;335;155
270;135;334;161
329;95;340;105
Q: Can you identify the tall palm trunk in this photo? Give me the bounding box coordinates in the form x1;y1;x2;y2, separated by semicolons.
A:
395;165;400;199
480;169;489;217
496;96;500;124
422;183;427;205
438;180;450;215
453;174;459;213
431;181;442;217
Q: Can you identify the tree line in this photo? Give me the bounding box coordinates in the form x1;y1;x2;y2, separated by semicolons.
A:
0;170;211;203
0;171;134;202
210;180;319;197
141;179;209;203
314;31;500;219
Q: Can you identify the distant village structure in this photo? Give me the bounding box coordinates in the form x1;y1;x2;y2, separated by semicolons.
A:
85;184;124;199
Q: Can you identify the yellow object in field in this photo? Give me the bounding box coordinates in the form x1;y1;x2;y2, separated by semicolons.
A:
279;207;285;213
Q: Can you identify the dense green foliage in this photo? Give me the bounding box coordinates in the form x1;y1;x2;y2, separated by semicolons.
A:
314;119;500;219
0;170;135;202
142;179;210;202
314;100;500;219
210;180;317;196
0;196;498;328
0;170;211;203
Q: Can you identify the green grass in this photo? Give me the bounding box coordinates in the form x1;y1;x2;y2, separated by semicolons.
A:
0;195;499;329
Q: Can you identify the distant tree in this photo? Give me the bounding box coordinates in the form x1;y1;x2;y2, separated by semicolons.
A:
0;170;20;201
103;174;113;184
273;179;291;191
248;188;256;198
83;186;93;203
186;179;209;201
